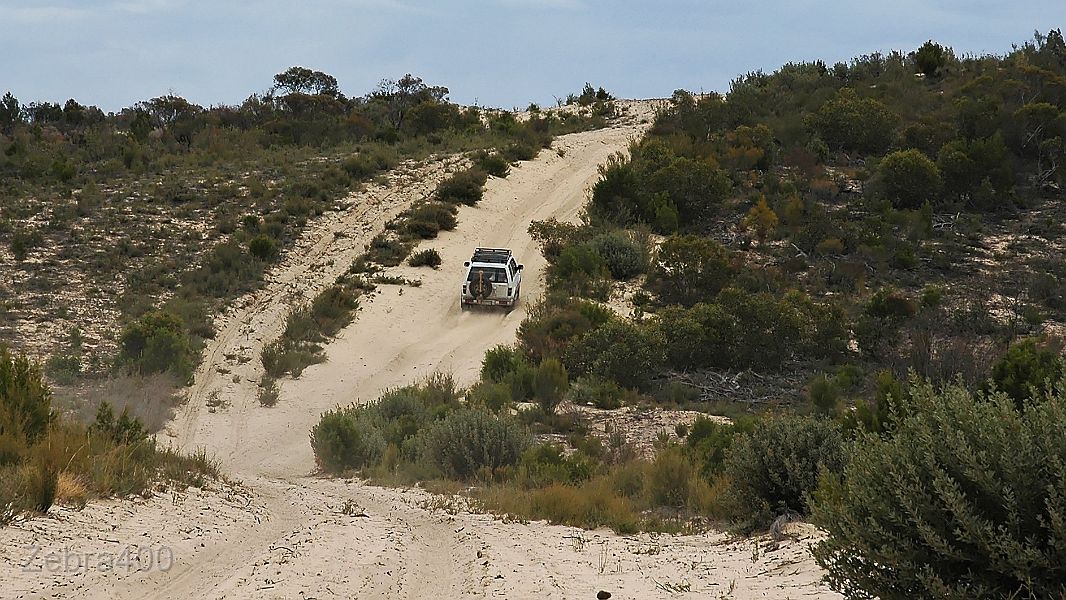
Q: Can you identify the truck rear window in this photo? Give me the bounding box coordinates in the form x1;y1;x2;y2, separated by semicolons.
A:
467;267;508;283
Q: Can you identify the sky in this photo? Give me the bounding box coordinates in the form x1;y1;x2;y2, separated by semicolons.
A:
0;1;1063;112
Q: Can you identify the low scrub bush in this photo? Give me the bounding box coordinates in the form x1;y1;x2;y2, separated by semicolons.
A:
984;337;1063;408
405;202;457;238
587;231;648;280
310;408;386;473
813;379;1066;599
473;151;510;178
408;248;442;268
419;408;529;479
1;348;217;521
532;358;569;415
567;375;626;409
117;311;196;381
647;235;735;307
723;414;845;529
436;168;487;205
563;319;665;390
260;338;323;378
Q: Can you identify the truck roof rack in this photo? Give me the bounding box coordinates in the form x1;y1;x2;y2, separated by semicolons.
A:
471;247;512;264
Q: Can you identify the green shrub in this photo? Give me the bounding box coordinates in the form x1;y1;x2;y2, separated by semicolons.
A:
408;248;442;268
436;168;487;205
568;375;625;409
467;380;513;413
813;379;1066;599
563;319;665;390
260;338;323;378
685;416;753;479
473;151;510;178
117;311;195;380
0;347;53;449
985;338;1064;408
247;234;278;261
724;414;845;529
532;358;569;415
878;149;941;209
647;235;734;307
646;446;695;508
481;345;526;382
310;407;386;473
371;387;432;449
587;231;648;280
258;378;280;407
419;408;529;479
517;299;613;362
517;444;593;488
549;245;610;296
405;203;457;238
310;285;359;337
90;402;148;445
365;234;414;266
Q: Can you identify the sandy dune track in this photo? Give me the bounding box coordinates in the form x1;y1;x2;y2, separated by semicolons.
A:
1;102;841;599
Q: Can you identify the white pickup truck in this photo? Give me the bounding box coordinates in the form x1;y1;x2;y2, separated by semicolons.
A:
460;247;523;310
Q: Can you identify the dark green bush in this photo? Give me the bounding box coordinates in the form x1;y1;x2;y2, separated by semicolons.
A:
436;168;487;205
685;416;754;479
364;234;415;266
405;203;457;238
516;444;593;488
587;231;648;280
310;285;359;337
467;380;513;412
647;235;734;307
563;319;665;390
549;245;610;297
813;379;1066;599
247;234;278;261
408;248;442;268
517;299;613;362
419;408;529;479
532;358;569;415
567;375;625;409
724;414;845;529
117;311;195;380
0;347;54;450
473;151;510;178
878;149;941;209
481;345;526;382
310;407;386;473
985;338;1064;408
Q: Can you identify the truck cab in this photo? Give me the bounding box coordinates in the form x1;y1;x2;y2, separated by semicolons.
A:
461;247;523;310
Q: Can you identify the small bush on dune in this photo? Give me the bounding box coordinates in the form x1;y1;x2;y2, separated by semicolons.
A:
563;319;665;390
587;231;648;280
0;347;54;447
310;408;386;474
117;311;196;380
473;151;510;178
467;380;513;412
405;203;457;238
311;286;359;337
436;168;488;205
647;235;735;307
532;358;569;415
419;408;529;479
984;337;1064;408
724;414;845;529
408;248;442;268
813;379;1066;599
567;375;626;409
